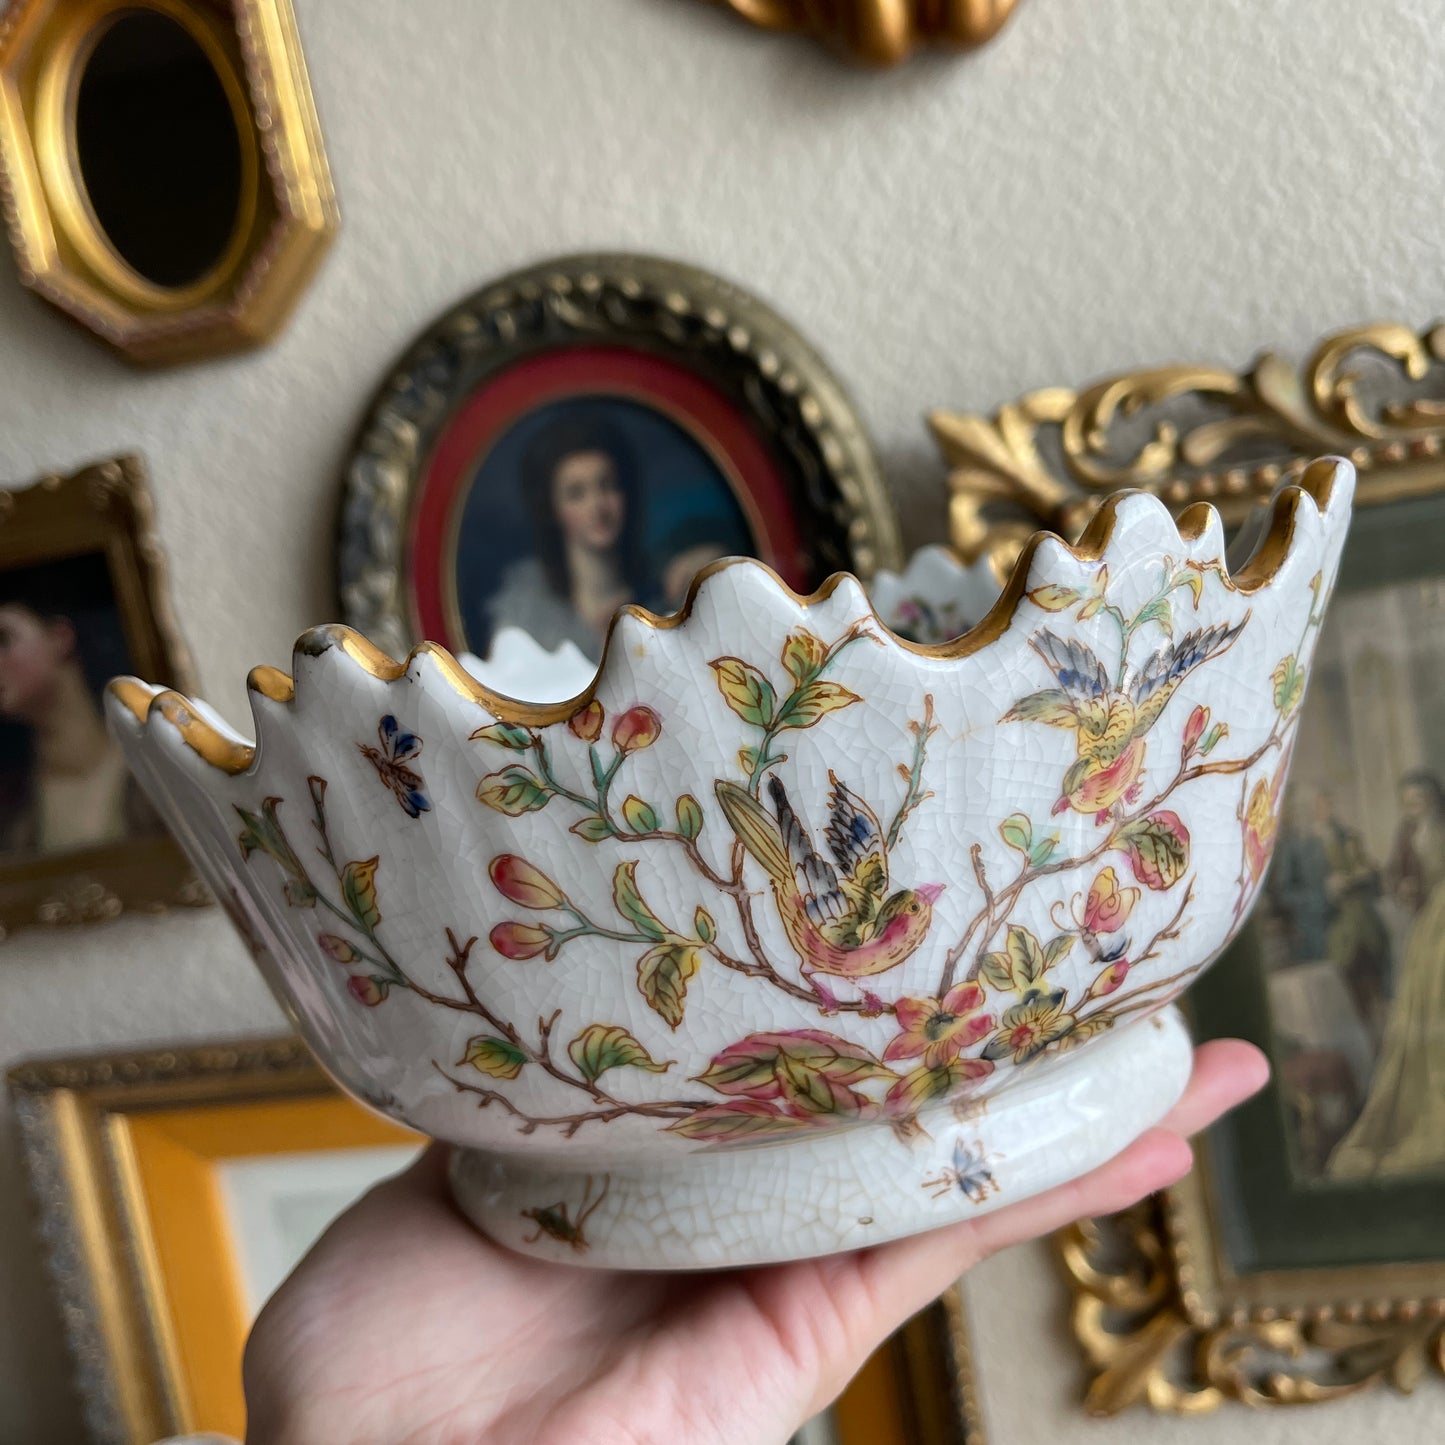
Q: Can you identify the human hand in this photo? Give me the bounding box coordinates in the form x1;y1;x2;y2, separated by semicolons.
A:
242;1039;1267;1445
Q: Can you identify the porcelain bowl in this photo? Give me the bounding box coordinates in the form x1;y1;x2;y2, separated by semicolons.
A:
107;460;1353;1268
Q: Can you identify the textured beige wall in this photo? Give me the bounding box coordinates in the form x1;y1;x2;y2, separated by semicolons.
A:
1;0;1442;1439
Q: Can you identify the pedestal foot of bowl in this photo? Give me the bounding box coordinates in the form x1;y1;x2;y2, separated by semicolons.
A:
448;1003;1194;1270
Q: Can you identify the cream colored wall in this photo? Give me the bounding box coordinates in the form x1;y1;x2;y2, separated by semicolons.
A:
0;0;1441;1439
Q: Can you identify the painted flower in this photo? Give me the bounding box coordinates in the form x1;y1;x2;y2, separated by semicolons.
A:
1082;866;1138;935
1182;704;1208;755
981;988;1076;1064
1243;778;1278;882
1087;960;1130;998
346;975;389;1007
489;855;565;910
884;982;994;1071
568;700;605;743
490;921;555;961
611;705;662;754
317;932;359;964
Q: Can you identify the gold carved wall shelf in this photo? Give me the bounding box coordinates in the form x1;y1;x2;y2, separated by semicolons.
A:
0;0;337;365
714;0;1023;65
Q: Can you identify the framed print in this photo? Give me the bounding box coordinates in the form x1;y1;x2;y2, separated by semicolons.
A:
0;456;207;938
934;319;1445;1411
811;1286;986;1444
337;252;904;662
8;1037;423;1444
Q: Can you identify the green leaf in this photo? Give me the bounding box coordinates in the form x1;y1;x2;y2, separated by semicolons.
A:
1028;836;1058;868
567;1024;673;1084
694;1030;893;1101
637;942;701;1029
777;680;862;730
882;1057;994;1115
476;765;550;815
979;950;1014;993
781;629;827;684
666;1100;822;1143
709;657;776;727
675;793;704;840
1078;595;1105;621
1002;688;1077;727
1199;721;1228;756
569;815;614;842
1005;924;1046;987
1137;597;1174;636
621;795;659;834
1113;810;1191;891
1027;583;1081;612
694;906;716;944
1271;655;1305;717
283;878;319;908
999;813;1033;854
612;862;667;940
469;722;533;750
458;1035;527;1080
1042;933;1074;969
340;857;382;932
737;745;760;776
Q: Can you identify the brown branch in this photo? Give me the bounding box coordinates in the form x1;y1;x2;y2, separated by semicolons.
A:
433;1063;707;1138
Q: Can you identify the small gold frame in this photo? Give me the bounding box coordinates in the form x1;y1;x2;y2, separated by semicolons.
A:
933;320;1445;1412
713;0;1023;66
0;0;337;365
0;455;208;938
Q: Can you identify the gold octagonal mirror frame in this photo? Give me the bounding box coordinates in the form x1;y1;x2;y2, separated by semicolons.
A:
0;0;337;365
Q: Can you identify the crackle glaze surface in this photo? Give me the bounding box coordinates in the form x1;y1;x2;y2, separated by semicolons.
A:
107;463;1353;1267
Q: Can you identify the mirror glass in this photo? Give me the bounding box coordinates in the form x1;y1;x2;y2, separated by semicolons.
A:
73;9;243;289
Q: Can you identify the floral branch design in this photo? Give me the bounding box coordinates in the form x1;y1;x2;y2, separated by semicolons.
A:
228;554;1335;1159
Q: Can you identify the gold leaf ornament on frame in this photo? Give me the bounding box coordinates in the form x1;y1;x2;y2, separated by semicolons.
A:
932;319;1445;575
714;0;1023;65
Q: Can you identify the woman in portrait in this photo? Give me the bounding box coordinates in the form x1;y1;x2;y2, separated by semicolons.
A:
0;556;153;856
484;412;655;659
1327;770;1445;1181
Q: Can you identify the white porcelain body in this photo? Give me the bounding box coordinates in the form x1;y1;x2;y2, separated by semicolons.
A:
108;464;1353;1268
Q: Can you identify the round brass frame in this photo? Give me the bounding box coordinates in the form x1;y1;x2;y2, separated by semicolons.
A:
33;0;260;312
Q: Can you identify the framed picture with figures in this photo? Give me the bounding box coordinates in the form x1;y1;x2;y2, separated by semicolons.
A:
0;456;206;939
934;318;1445;1410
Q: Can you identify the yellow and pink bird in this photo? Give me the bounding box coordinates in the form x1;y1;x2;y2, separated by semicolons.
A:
716;773;944;1010
1005;622;1245;822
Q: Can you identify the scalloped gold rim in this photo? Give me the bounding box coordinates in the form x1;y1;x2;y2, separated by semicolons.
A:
107;458;1348;776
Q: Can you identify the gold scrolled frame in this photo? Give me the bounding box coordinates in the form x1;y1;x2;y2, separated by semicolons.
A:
935;319;1445;568
933;318;1445;1412
714;0;1022;65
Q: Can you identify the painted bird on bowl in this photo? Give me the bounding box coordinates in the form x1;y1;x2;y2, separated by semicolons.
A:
1007;622;1245;823
716;773;945;1011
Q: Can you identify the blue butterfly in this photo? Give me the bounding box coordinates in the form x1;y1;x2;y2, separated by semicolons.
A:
359;715;431;818
926;1138;999;1203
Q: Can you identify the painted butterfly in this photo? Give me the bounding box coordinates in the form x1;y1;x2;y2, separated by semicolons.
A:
924;1138;1000;1203
359;715;431;817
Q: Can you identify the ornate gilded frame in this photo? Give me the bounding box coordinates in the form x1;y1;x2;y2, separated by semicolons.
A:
0;0;337;365
11;1034;983;1444
337;252;904;660
8;1036;420;1444
712;1;1023;65
933;319;1445;1411
0;456;209;939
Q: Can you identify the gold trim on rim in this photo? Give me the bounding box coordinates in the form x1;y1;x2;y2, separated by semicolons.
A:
112;457;1347;776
